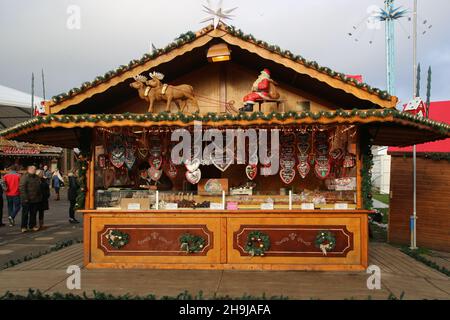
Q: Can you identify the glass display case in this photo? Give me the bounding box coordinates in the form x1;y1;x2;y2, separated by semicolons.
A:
95;189;157;210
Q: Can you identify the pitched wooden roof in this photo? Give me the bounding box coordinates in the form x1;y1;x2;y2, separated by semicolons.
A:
46;24;397;114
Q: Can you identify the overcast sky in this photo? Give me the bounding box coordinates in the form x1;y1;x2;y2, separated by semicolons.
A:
0;0;449;106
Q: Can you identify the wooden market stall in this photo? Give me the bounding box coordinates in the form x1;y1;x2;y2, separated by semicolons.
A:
388;101;450;252
1;24;449;271
0;138;62;172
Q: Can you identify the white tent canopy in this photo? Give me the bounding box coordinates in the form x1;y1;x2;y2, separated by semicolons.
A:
0;84;43;109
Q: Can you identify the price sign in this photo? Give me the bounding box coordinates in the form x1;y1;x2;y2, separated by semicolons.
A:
127;203;141;210
260;203;274;210
165;203;178;210
210;203;224;210
301;203;315;210
334;203;348;210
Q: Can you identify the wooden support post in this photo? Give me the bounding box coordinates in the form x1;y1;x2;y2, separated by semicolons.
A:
88;152;95;209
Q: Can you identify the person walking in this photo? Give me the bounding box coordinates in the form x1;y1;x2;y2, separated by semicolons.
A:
0;177;5;227
51;168;63;201
43;165;52;184
36;169;50;229
3;166;21;226
68;171;80;224
19;165;42;232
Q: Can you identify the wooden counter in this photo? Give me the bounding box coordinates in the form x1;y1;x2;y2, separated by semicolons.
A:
81;210;369;271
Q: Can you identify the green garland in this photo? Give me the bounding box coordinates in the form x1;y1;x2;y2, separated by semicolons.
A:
50;24;394;105
2;109;449;138
0;239;82;271
400;247;450;277
179;233;206;253
314;231;336;252
245;231;270;257
0;288;407;300
105;230;130;249
421;153;450;161
360;129;374;210
0;289;291;300
74;156;88;210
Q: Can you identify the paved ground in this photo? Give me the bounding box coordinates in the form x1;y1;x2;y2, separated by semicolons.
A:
0;192;447;300
0;190;83;267
0;242;448;300
372;199;389;209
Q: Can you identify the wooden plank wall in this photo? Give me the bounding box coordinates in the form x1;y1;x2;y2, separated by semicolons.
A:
113;62;332;114
389;156;450;252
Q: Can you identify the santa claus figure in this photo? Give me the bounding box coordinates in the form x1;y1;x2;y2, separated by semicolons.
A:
33;101;47;116
240;69;280;112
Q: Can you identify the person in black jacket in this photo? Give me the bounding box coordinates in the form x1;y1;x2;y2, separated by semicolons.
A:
67;171;80;224
19;165;43;232
36;170;50;229
0;178;4;227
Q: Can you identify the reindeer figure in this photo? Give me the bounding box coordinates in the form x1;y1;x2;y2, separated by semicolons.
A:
146;72;199;113
129;75;158;113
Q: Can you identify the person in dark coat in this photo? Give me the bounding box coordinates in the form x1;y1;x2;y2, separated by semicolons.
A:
19;165;43;232
67;171;80;224
0;178;4;227
36;169;50;229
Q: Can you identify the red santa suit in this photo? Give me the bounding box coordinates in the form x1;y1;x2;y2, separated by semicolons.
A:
243;69;271;105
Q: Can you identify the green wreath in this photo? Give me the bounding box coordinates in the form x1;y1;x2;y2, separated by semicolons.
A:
105;230;129;249
179;233;206;253
245;231;270;257
314;230;336;254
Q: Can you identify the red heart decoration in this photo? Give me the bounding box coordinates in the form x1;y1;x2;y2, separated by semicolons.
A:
297;160;310;179
149;156;163;170
148;167;162;181
314;156;331;179
164;161;178;179
280;168;296;184
245;164;257;180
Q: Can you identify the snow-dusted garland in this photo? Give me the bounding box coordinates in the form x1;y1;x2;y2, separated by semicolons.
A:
3;109;449;138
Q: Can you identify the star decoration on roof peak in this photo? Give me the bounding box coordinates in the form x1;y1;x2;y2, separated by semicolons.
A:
200;0;237;29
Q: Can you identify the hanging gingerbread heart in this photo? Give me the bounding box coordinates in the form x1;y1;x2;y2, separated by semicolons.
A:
314;156;331;179
109;136;126;168
297;161;310;179
245;164;257;180
212;155;233;172
343;153;356;168
330;148;344;162
110;154;125;168
124;148;136;170
164;160;178;179
138;148;148;159
185;169;201;184
280;158;296;170
149;155;163;170
280;168;296;184
296;132;311;155
148;167;162;181
98;155;106;168
280;132;295;144
103;168;115;188
297;155;310;179
315;131;329;155
185;158;200;172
